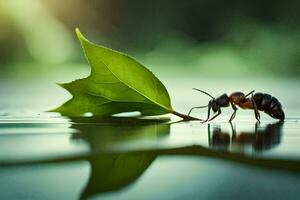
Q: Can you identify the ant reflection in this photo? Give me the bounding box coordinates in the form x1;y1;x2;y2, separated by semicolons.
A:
208;122;283;153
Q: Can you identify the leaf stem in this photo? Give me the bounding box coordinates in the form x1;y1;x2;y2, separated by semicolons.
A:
171;111;200;121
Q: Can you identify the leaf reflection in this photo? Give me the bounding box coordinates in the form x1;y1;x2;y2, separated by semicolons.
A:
0;118;299;200
70;117;170;199
71;116;170;151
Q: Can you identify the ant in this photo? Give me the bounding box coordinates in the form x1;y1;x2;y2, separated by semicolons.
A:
188;88;285;123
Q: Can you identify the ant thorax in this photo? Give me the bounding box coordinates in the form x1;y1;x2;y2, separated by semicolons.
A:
215;94;230;107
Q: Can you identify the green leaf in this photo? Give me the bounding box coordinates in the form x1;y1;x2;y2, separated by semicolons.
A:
53;28;174;117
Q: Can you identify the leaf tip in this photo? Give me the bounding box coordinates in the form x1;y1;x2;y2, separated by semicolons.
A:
56;82;70;90
75;27;81;36
56;82;64;87
75;28;88;43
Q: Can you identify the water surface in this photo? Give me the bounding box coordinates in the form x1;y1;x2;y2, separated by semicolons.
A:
0;77;300;200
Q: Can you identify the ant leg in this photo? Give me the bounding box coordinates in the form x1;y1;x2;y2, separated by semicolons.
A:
229;103;238;122
205;109;222;123
245;90;255;98
201;101;212;122
209;109;222;121
187;105;208;116
202;102;211;124
242;90;255;102
251;97;260;123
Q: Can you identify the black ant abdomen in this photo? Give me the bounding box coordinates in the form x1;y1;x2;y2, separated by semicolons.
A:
253;93;285;120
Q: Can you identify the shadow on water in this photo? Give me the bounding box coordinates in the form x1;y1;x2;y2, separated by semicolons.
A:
0;117;299;199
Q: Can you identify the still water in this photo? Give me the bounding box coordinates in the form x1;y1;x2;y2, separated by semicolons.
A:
0;77;300;200
0;113;299;200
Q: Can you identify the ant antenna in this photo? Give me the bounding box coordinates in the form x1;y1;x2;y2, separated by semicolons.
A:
192;88;214;99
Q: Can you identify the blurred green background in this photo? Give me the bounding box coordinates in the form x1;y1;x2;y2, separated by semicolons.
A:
1;0;299;77
0;0;299;114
